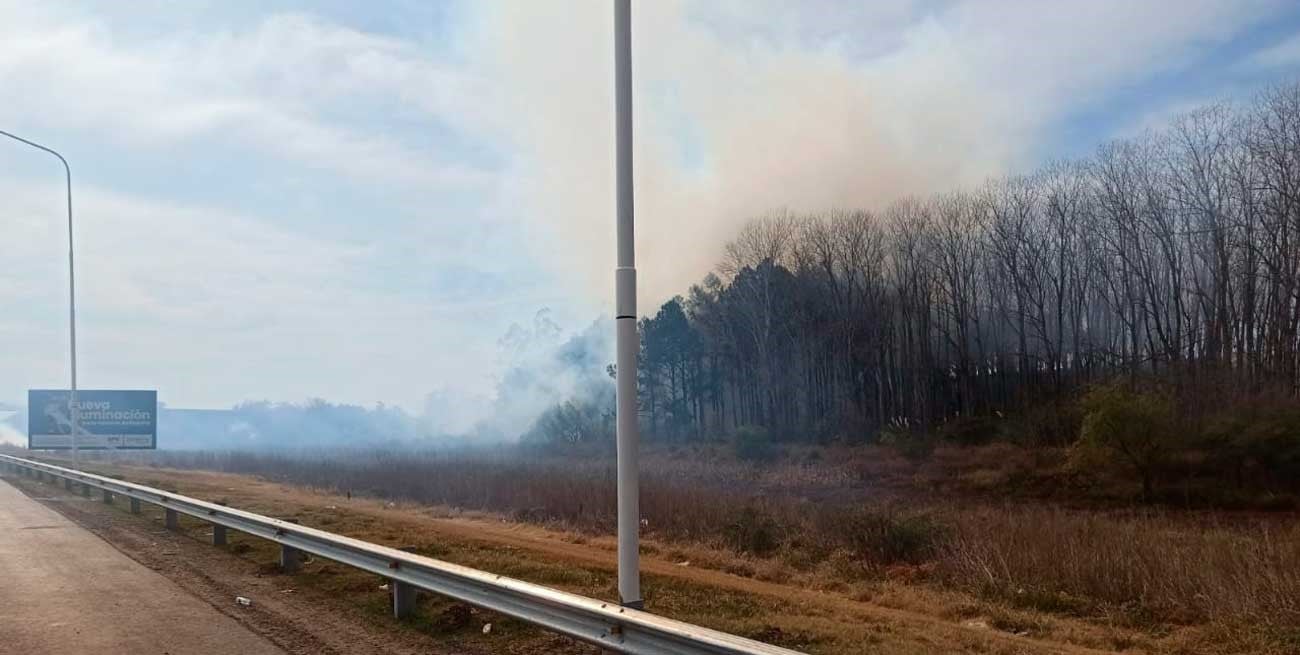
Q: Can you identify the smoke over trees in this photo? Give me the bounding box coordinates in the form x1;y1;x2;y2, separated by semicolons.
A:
536;81;1300;449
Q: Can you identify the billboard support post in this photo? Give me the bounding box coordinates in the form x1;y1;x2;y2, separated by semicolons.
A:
0;130;78;463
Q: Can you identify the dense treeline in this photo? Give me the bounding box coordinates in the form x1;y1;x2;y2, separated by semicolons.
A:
627;82;1300;445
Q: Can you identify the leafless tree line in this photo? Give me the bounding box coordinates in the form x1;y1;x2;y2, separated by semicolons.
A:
637;82;1300;442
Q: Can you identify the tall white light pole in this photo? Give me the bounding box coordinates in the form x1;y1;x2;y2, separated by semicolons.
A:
613;0;642;609
1;130;79;464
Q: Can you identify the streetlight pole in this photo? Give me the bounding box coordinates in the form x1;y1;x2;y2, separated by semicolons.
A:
1;129;79;464
612;0;641;609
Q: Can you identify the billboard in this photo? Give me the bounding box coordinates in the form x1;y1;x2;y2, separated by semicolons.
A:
28;389;157;450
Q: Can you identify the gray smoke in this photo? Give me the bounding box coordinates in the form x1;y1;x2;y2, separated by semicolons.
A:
423;309;615;441
0;407;23;446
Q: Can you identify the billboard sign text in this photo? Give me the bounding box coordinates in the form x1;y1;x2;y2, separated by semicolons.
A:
27;389;157;450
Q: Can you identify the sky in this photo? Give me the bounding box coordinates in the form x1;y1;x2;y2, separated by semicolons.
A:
3;0;1300;417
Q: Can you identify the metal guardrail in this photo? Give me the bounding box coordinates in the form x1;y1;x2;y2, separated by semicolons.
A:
0;454;804;655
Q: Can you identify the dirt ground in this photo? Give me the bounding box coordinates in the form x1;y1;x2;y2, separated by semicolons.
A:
2;462;1148;655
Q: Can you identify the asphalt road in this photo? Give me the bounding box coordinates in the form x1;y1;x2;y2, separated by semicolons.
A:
0;478;286;655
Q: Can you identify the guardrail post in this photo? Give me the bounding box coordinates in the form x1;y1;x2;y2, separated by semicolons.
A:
102;489;113;504
213;525;227;546
80;483;91;498
165;508;179;530
130;497;141;514
280;545;301;573
64;478;73;491
391;580;416;619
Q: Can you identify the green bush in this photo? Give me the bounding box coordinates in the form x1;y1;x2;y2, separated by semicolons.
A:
1072;383;1178;500
1201;397;1300;491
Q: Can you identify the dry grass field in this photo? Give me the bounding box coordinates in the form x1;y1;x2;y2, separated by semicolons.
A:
15;443;1295;655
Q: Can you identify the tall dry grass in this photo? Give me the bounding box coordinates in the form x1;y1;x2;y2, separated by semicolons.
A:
942;506;1300;631
93;445;1300;647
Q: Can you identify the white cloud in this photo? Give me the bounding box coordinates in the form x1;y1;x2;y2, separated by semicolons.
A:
0;6;494;192
1246;31;1300;69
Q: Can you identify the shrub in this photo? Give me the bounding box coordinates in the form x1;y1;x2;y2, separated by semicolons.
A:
1201;397;1300;491
879;420;936;463
733;425;776;462
1000;400;1081;446
722;506;781;556
938;415;1001;446
844;510;949;566
1072;383;1178;500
